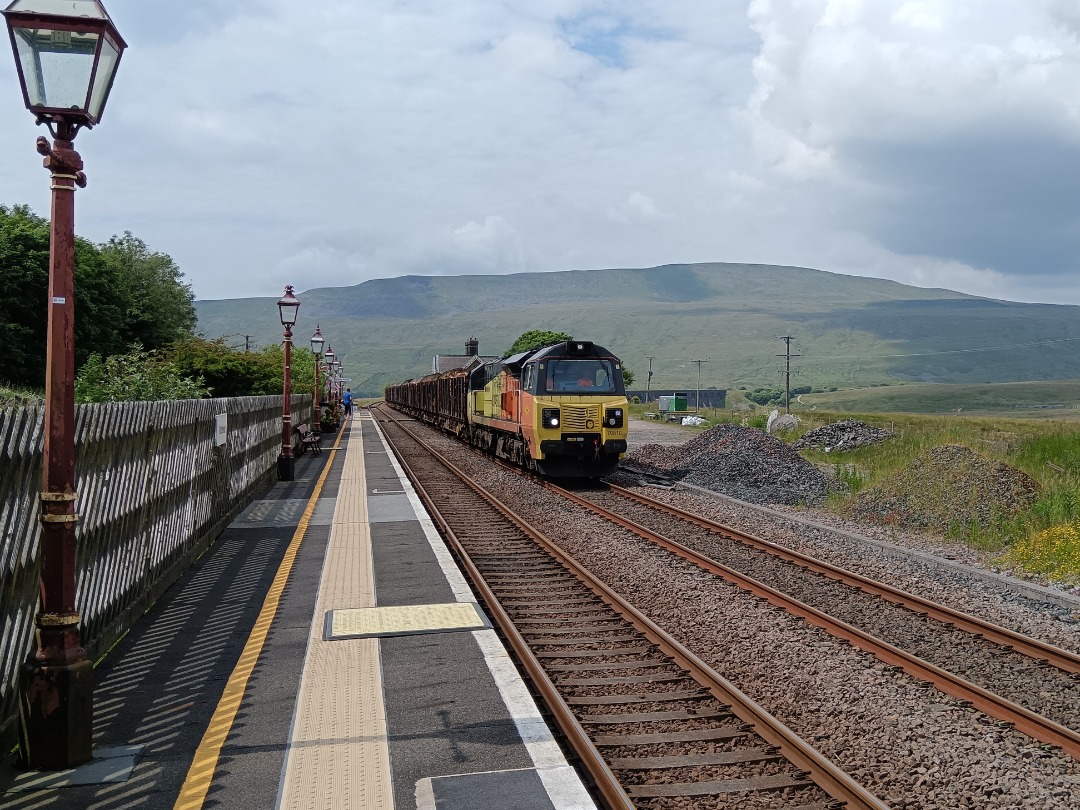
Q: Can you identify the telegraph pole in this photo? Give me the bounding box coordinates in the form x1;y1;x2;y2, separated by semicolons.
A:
775;336;801;413
690;358;709;410
645;356;654;403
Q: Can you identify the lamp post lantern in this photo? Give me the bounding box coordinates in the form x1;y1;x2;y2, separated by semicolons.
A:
4;0;126;770
310;325;324;433
277;285;300;481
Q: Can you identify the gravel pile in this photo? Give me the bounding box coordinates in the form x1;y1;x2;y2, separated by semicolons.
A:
793;419;895;452
621;423;840;505
844;444;1040;533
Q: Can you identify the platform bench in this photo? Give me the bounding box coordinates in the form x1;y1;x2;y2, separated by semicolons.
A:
295;423;322;456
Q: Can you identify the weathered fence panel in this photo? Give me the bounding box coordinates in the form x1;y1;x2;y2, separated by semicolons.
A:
0;394;311;746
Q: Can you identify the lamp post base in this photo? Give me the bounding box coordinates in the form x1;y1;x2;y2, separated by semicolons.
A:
277;454;295;481
18;657;93;770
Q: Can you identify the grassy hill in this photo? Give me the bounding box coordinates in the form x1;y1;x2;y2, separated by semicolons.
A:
195;263;1080;398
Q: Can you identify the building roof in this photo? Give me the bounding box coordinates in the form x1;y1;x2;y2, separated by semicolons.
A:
432;354;499;374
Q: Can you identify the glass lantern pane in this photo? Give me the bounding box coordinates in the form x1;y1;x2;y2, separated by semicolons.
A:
13;26;99;111
88;33;118;119
6;0;107;17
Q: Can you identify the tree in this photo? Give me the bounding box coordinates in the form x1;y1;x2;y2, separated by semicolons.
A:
75;345;209;403
99;232;197;350
506;330;573;355
168;337;317;398
622;369;636;386
0;206;198;390
0;205;51;389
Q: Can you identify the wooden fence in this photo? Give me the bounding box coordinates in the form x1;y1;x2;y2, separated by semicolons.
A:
0;394;311;746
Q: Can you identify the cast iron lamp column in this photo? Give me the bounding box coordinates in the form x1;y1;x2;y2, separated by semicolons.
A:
323;346;335;420
277;285;300;480
309;325;324;433
3;0;126;770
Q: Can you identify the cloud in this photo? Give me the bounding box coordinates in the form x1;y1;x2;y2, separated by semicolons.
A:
741;0;1080;284
2;0;1080;308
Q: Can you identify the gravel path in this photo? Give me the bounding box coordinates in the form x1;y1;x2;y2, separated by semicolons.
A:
627;417;693;450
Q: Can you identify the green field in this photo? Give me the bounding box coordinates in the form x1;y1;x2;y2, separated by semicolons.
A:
796;380;1080;417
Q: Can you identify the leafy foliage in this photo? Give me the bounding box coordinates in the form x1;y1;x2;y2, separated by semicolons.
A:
99;232;197;349
746;387;785;405
75;345;209;403
999;523;1080;582
506;330;572;355
622;369;636;386
0;205;197;390
168;337;319;399
0;384;43;407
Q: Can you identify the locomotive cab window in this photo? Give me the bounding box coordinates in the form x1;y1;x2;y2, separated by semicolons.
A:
544;359;619;394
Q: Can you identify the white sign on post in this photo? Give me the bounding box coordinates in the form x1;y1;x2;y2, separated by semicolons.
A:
214;413;228;447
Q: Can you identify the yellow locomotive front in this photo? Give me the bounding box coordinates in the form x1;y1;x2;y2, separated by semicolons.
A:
466;339;629;478
520;342;628;477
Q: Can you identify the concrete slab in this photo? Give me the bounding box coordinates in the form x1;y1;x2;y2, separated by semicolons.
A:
419;769;557;810
367;492;418;523
0;745;146;792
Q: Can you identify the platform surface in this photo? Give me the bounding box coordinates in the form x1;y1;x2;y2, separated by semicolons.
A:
0;411;596;810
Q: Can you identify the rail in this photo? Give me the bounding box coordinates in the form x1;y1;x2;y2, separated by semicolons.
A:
373;404;887;809
551;482;1080;760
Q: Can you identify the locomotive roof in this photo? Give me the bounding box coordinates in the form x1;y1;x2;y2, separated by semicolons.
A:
528;340;617;361
474;339;619;377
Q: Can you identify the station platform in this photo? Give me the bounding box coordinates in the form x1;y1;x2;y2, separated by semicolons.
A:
0;410;597;810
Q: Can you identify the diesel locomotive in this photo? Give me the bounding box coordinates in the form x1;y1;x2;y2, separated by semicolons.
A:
384;340;629;478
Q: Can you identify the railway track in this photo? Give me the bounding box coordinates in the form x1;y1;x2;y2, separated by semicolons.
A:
373;407;887;809
559;483;1080;758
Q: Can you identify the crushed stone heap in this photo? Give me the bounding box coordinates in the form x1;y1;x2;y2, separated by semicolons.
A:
843;444;1040;533
621;423;841;505
793;419;895;453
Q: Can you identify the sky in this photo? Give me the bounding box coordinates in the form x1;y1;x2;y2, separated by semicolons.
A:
2;0;1080;304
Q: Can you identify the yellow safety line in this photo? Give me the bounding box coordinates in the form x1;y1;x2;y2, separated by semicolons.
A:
173;419;348;810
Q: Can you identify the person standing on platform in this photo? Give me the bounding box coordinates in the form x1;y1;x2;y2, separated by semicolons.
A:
343;388;353;416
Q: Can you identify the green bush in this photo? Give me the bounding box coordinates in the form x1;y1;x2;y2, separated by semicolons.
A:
75;345;208;403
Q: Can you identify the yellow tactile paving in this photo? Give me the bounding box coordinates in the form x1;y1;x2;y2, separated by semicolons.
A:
327;602;488;639
278;416;394;810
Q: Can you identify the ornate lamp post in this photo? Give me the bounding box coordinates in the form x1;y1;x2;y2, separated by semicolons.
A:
323;345;335;416
277;285;300;481
3;0;126;770
309;325;324;434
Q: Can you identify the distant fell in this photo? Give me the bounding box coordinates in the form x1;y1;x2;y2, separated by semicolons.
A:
195;262;1080;399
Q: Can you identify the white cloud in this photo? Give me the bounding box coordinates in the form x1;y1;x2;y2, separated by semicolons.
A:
1;0;1080;308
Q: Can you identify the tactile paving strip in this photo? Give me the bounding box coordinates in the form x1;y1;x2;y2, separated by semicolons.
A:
324;602;490;640
278;418;394;809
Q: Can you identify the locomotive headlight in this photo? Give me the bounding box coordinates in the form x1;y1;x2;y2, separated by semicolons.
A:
605;407;624;428
542;408;561;429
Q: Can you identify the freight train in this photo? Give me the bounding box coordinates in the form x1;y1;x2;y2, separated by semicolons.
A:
384;340;629;478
